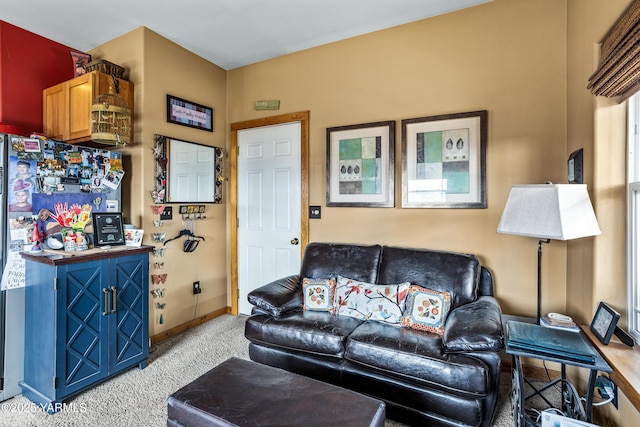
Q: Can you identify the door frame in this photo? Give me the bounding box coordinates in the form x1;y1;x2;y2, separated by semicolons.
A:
230;111;310;315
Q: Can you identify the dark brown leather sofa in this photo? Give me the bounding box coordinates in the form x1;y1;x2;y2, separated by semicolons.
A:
244;243;504;427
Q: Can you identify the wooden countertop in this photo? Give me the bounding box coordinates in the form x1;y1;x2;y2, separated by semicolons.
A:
21;245;154;266
581;325;640;412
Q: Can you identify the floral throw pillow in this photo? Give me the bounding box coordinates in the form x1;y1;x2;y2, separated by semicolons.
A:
302;278;336;311
333;276;410;324
400;285;452;335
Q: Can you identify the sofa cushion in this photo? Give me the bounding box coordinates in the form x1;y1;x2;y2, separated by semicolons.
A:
400;285;451;335
345;321;491;397
302;278;336;312
300;243;382;284
333;276;409;325
245;312;364;358
442;296;505;352
248;275;303;317
377;246;480;308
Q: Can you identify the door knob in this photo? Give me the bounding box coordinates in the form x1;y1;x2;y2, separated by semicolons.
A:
290;238;299;245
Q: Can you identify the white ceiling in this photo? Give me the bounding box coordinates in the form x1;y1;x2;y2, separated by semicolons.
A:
1;0;491;70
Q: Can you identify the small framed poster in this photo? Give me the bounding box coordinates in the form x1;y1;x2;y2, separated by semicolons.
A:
23;139;42;152
70;50;91;77
401;110;487;208
92;213;125;246
125;229;144;247
568;148;583;184
166;94;213;132
589;302;620;345
326;120;395;207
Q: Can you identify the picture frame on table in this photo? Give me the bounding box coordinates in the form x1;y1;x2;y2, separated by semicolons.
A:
326;120;395;207
92;212;125;246
125;229;144;247
589;301;620;345
401;110;487;208
167;94;214;132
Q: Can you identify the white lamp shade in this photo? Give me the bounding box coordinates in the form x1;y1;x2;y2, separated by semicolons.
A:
497;184;601;240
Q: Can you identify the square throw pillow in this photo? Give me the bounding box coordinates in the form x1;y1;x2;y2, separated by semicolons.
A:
400;285;452;335
302;278;336;311
333;276;410;324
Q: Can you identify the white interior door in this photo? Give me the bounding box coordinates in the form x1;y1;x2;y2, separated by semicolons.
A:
237;122;301;315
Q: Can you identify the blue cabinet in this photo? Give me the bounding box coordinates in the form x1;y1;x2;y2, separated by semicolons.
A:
20;248;151;412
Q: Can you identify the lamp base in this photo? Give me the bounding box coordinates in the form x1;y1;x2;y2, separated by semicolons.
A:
537;239;551;325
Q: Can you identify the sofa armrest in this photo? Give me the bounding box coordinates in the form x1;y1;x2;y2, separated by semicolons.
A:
247;275;302;317
442;296;504;353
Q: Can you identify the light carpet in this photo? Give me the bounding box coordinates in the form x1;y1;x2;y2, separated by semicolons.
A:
0;314;514;426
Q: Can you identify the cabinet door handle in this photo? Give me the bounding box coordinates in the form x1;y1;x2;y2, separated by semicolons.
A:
111;286;117;313
103;288;110;316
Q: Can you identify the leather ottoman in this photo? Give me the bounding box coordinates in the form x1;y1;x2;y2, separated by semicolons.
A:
167;357;386;427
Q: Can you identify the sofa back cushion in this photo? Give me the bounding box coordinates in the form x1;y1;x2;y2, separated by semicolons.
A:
300;243;382;284
378;246;479;308
333;275;409;324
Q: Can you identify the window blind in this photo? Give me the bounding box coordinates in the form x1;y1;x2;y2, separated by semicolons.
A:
587;0;640;101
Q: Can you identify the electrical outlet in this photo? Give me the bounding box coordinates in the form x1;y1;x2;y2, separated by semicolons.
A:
596;375;618;408
193;281;201;295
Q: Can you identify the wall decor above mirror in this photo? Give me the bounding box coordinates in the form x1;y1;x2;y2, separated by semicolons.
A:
153;134;223;204
167;95;214;132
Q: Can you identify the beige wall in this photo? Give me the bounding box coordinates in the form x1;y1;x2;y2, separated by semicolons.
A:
87;0;634;360
566;0;631;325
81;0;568;331
86;0;640;422
87;0;633;336
229;0;568;316
566;0;638;425
90;28;229;336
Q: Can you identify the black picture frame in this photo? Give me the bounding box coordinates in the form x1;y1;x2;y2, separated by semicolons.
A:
326;120;395;207
92;212;125;246
590;302;620;345
167;94;213;132
568;148;583;184
401;110;487;208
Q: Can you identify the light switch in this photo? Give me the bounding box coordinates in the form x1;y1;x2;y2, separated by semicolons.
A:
160;206;173;220
309;206;321;219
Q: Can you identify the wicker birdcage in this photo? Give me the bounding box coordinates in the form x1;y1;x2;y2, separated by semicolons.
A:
91;90;131;146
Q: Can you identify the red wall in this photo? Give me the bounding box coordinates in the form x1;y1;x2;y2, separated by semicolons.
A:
0;21;79;135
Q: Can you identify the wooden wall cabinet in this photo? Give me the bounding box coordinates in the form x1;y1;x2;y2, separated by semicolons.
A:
43;71;134;145
20;248;151;412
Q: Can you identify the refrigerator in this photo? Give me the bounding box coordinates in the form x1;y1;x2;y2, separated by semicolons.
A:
0;133;123;401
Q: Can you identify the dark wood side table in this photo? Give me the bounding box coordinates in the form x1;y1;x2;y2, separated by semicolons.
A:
506;320;612;427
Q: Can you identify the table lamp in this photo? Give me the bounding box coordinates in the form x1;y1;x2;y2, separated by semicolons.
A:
497;183;601;324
